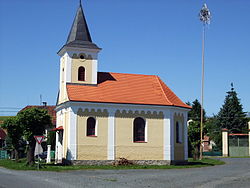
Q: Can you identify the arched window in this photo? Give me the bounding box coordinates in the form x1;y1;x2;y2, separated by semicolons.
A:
78;66;85;81
133;117;145;142
87;117;96;136
176;121;182;143
176;122;179;143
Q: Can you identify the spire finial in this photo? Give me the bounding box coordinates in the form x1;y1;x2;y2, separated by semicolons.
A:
79;0;82;6
231;82;234;91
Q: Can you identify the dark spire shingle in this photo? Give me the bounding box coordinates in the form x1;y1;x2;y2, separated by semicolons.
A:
64;3;99;49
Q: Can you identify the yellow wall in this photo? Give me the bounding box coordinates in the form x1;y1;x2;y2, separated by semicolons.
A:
63;111;69;158
75;109;165;160
71;55;95;84
174;113;184;160
115;110;164;160
77;108;109;160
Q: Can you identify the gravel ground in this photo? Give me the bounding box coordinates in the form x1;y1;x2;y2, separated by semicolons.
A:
0;158;250;188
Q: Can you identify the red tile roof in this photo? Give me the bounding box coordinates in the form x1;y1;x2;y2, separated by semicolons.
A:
20;106;56;125
66;72;191;109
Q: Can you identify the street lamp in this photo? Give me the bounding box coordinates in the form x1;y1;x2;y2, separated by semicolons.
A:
199;3;211;160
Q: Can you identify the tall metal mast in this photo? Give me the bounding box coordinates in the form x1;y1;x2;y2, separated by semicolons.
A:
199;3;211;160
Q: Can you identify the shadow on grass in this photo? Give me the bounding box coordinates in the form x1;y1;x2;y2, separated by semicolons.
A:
186;161;214;166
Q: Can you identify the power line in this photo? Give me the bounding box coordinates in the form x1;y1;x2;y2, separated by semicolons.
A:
0;107;22;109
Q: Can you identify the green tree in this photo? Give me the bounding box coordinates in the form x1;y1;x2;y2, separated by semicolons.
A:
188;121;200;160
2;117;23;161
17;108;52;166
217;86;247;133
187;99;206;159
47;131;56;150
188;99;206;121
205;117;222;150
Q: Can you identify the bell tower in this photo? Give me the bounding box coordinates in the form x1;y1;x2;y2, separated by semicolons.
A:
57;2;101;104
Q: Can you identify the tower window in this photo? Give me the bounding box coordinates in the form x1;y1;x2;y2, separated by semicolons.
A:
133;117;146;142
80;55;85;59
78;66;85;81
87;117;96;136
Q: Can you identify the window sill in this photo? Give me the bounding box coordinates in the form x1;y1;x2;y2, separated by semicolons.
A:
133;141;147;143
87;135;97;137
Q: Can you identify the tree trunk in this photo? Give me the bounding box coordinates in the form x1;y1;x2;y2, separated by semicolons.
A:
14;149;19;162
27;139;36;166
193;145;199;160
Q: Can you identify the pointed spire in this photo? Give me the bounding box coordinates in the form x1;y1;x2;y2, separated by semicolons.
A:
64;2;99;49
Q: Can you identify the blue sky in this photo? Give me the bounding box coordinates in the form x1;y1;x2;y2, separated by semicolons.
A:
0;0;249;116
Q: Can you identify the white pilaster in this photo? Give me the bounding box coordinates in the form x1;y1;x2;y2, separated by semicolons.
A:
55;111;63;163
108;110;115;160
65;53;72;83
183;112;188;160
170;111;175;160
92;60;97;84
67;107;77;160
163;110;171;160
222;129;228;157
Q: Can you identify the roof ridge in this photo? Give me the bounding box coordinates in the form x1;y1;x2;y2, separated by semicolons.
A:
107;72;156;77
155;76;174;106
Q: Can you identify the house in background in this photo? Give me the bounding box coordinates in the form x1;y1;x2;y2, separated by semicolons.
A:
55;3;191;165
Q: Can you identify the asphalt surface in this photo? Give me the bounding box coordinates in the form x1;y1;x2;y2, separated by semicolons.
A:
0;158;250;188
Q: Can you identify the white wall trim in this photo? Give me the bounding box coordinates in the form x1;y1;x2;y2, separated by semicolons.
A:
108;110;115;160
55;101;190;114
92;60;97;84
65;53;72;83
163;110;171;160
170;111;174;160
95;117;98;136
183;112;188;160
67;107;77;160
145;118;148;143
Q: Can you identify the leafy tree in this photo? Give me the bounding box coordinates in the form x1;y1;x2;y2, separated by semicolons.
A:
2;117;23;161
17;108;52;166
188;121;200;160
217;86;247;133
205;117;222;150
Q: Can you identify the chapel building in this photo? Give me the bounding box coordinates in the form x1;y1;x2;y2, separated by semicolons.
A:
55;2;191;165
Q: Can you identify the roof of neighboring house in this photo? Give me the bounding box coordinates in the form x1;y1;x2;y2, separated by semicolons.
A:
20;106;56;126
66;72;191;109
0;128;6;140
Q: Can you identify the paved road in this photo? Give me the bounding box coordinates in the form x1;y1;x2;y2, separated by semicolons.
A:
0;158;250;188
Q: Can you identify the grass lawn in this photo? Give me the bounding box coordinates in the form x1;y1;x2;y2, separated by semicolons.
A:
0;158;225;172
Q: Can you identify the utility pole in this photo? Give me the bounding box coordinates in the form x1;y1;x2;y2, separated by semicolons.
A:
199;3;211;160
